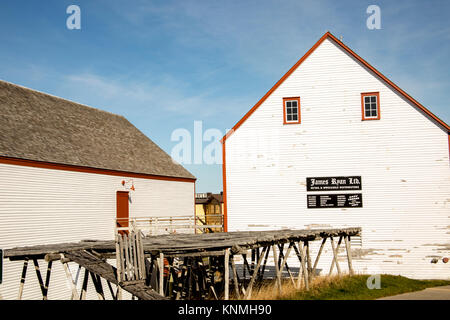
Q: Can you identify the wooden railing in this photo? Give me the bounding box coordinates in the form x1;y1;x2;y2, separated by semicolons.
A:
115;214;224;236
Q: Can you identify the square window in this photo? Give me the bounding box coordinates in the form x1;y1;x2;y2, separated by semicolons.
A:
361;93;380;120
283;97;301;124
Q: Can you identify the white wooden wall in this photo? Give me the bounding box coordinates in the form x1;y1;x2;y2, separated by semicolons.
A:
0;163;194;299
225;38;450;280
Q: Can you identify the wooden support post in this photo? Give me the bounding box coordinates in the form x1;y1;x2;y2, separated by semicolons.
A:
258;245;271;281
278;243;295;286
43;261;53;300
80;268;89;300
74;265;82;285
255;248;260;274
244;246;268;300
304;241;312;281
311;238;327;278
224;249;230;300
131;232;139;280
90;271;105;300
278;243;293;274
61;255;79;300
17;258;29;300
115;233;123;300
137;231;146;280
33;259;51;300
293;241;309;290
344;235;354;275
329;236;343;275
242;253;247;290
123;234;131;281
106;280;117;300
159;252;164;296
329;236;342;276
250;249;255;274
230;255;240;299
118;234;126;282
277;243;284;270
272;245;281;293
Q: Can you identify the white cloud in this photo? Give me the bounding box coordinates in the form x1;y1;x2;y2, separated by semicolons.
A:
63;71;251;120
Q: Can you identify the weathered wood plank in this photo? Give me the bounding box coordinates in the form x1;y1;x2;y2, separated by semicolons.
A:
4;228;362;260
64;250;166;300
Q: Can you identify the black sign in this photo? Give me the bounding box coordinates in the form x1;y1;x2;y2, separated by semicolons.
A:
307;193;363;208
307;176;362;191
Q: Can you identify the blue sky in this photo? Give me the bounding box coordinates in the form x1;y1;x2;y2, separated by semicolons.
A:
1;0;449;192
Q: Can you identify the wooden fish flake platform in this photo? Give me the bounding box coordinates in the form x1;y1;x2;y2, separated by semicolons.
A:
4;227;361;300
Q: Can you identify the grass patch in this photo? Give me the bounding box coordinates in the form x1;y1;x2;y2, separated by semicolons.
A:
249;275;450;300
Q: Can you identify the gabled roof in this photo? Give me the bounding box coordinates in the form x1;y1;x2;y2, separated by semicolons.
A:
222;31;450;143
0;80;196;180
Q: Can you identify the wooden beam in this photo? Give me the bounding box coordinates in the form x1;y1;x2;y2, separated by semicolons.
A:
43;261;53;300
293;242;308;290
137;231;146;280
32;259;49;300
311;237;327;278
278;243;295;286
90;271;105;300
344;235;354;276
278;243;293;274
304;241;312;281
258;244;271;281
244;246;268;300
115;233;123;300
329;236;342;276
158;252;164;296
61;255;79;300
17;258;29;300
329;235;343;274
131;232;139;280
272;245;281;293
80;268;89;300
230;255;240;299
224;249;230;300
123;234;132;281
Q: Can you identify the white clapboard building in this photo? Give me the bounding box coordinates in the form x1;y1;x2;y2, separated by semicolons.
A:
0;80;195;299
222;32;449;279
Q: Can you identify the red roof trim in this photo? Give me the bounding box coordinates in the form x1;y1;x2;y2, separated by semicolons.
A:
0;156;196;183
221;31;449;143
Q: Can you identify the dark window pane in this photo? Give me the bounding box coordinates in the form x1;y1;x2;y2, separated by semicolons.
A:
286;101;291;108
292;108;297;114
365;111;371;117
287;114;292;121
365;97;370;103
371;96;376;103
291;101;297;107
292;115;298;121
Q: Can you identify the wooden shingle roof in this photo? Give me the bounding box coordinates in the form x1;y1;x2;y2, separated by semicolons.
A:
0;80;195;180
